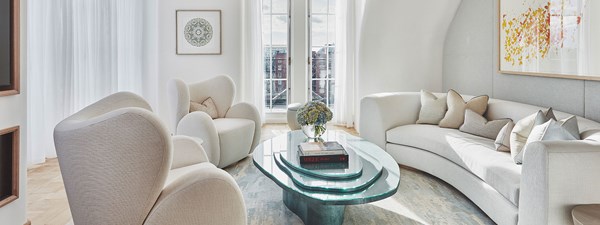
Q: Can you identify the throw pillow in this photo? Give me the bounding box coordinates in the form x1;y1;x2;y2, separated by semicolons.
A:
416;90;447;125
510;108;555;164
521;116;581;163
439;89;489;129
459;109;512;139
190;97;219;119
494;121;515;152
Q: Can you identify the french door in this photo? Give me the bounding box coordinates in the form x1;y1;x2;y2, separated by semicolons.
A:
263;0;337;114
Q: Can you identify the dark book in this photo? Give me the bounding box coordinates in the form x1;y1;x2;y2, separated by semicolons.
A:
300;161;349;170
298;141;347;156
299;153;349;164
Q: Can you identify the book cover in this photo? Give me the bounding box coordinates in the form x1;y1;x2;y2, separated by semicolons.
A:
299;154;349;164
298;141;347;156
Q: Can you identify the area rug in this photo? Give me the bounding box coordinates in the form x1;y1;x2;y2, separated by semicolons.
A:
225;156;495;225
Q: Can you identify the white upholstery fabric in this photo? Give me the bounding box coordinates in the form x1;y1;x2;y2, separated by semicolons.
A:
213;118;255;168
54;92;247;225
146;169;247;225
387;125;521;206
166;163;216;185
386;144;519;225
169;76;261;168
171;136;209;170
416;90;447;125
359;91;600;225
519;141;600;225
287;103;302;130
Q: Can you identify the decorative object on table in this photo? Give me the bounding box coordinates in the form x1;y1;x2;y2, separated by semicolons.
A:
499;0;600;81
296;101;333;139
176;10;221;55
298;141;348;164
0;0;20;96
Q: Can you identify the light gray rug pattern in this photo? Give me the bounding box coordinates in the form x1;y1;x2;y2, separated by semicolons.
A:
225;156;495;225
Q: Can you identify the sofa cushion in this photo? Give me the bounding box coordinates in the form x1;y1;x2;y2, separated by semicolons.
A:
387;124;522;205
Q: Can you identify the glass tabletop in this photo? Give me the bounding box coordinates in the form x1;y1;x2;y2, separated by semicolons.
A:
252;130;400;205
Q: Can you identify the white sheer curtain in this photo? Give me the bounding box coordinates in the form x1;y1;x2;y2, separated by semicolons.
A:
242;0;265;124
27;0;146;165
334;0;357;128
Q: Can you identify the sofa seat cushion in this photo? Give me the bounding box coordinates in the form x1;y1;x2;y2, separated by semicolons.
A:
166;162;216;186
387;124;522;206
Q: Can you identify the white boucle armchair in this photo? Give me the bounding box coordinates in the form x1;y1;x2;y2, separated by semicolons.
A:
54;92;247;225
168;75;261;168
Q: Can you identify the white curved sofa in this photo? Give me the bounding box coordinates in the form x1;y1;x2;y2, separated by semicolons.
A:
359;92;600;225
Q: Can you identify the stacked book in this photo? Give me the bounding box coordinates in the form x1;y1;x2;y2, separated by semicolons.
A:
298;141;349;165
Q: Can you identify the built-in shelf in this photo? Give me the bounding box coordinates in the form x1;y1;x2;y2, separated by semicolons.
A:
0;126;19;208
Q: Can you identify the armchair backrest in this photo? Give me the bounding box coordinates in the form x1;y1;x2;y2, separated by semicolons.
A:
168;75;236;126
54;92;172;225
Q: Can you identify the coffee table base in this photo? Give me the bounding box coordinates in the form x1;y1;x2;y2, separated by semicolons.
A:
283;190;345;225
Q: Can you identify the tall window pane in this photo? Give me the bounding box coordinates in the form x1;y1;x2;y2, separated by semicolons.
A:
263;0;289;111
310;0;335;108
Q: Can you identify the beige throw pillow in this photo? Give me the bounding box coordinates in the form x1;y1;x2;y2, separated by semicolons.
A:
416;90;447;125
190;97;219;119
494;121;515;152
459;109;511;139
439;89;489;129
510;108;555;164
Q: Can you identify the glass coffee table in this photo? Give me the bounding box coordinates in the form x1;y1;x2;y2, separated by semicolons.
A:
253;130;400;225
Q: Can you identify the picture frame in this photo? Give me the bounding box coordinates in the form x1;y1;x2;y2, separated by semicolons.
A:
0;126;19;208
176;10;222;55
0;0;20;96
498;0;600;81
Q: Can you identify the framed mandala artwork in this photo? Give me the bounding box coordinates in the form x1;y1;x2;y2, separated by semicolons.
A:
499;0;600;80
176;10;221;55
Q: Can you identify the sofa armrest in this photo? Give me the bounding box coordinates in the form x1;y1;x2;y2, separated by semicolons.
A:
225;102;262;153
359;92;421;148
144;168;247;225
176;112;220;165
171;135;209;169
519;140;600;225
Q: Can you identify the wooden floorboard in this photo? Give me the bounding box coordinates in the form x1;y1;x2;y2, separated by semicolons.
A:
26;124;357;225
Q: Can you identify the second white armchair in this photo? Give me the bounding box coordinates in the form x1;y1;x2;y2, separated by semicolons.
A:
168;75;262;168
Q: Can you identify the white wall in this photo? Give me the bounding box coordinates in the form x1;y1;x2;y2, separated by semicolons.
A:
157;0;243;129
0;0;27;224
357;0;462;100
443;0;600;122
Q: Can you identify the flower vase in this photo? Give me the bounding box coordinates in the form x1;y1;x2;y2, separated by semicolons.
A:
302;124;326;140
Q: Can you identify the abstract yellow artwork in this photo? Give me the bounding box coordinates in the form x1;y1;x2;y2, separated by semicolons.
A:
499;0;600;80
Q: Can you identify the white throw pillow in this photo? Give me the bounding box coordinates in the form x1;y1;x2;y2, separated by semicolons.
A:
521;116;580;163
190;97;219;119
459;109;511;139
416;90;447;125
439;89;489;129
510;108;555;164
495;121;515;152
